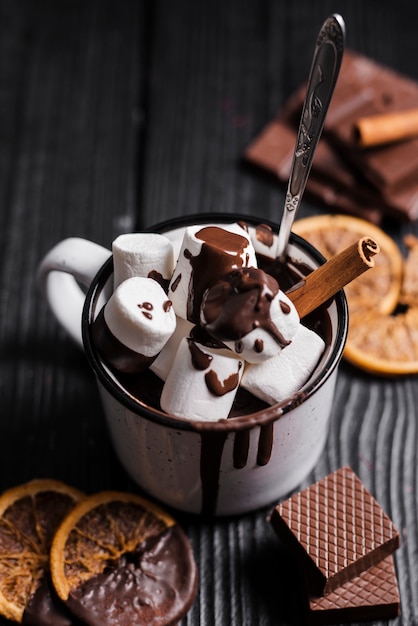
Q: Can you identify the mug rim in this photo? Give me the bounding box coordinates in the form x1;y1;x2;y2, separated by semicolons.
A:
82;213;348;433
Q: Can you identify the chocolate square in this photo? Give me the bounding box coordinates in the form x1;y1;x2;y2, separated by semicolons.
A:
309;555;400;624
270;466;400;596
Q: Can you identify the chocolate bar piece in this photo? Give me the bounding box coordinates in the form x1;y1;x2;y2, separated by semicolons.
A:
245;50;418;221
325;51;418;191
245;117;384;224
281;51;418;193
270;466;400;596
309;555;400;625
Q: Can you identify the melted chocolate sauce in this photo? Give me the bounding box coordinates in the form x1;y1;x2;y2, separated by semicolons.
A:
189;324;225;349
138;302;153;320
202;266;290;349
170;273;182;291
147;270;170;293
187;336;242;396
187;226;250;323
255;223;274;247
280;299;291;314
205;367;241;397
187;339;213;370
254;338;264;353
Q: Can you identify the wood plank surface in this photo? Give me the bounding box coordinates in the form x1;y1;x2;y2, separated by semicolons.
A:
0;1;417;624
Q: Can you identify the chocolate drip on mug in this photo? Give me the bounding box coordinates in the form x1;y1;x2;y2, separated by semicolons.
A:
233;430;250;469
200;432;228;516
257;423;274;466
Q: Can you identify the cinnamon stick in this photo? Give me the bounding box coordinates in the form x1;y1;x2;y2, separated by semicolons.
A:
287;237;380;319
354;108;418;148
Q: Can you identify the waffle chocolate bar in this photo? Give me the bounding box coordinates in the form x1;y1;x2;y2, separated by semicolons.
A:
270;466;401;624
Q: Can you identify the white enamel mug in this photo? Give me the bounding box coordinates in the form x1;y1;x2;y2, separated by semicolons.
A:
38;214;348;516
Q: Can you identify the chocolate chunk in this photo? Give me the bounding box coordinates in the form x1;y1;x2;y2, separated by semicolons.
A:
270;466;400;596
245;50;418;221
309;555;400;625
324;51;418;191
245;109;384;224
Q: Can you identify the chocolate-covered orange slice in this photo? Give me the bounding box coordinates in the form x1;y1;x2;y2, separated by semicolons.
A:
0;479;83;623
50;491;198;626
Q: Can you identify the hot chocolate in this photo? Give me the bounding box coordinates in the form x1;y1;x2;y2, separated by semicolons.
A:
92;222;328;423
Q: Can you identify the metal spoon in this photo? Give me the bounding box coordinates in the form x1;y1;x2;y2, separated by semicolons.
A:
275;13;345;262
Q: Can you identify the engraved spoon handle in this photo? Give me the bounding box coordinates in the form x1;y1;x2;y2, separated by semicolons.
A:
276;14;345;261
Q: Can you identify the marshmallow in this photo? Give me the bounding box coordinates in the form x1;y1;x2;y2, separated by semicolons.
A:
150;316;194;381
92;276;176;373
168;223;257;323
241;325;325;405
201;267;300;363
160;336;244;421
112;233;175;290
246;222;277;260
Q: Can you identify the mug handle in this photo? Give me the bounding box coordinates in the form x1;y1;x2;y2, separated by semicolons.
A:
38;238;112;346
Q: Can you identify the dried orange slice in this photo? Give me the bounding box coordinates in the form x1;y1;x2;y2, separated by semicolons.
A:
292;214;418;375
342;306;418;375
293;214;403;317
0;479;83;622
343;233;418;375
50;491;198;626
400;234;418;308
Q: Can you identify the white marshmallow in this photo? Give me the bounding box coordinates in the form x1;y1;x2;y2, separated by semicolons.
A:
241;325;325;406
168;223;257;322
104;277;176;357
246;223;277;260
150;316;194;381
222;290;299;364
160;337;244;421
112;233;175;289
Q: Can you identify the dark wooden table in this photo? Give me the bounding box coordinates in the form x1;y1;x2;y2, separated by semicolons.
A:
1;1;418;624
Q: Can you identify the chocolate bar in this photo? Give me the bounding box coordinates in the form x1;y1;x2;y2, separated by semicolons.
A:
309;555;400;625
245;50;418;221
325;51;418;191
282;51;418;195
245;117;384;224
270;466;400;596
